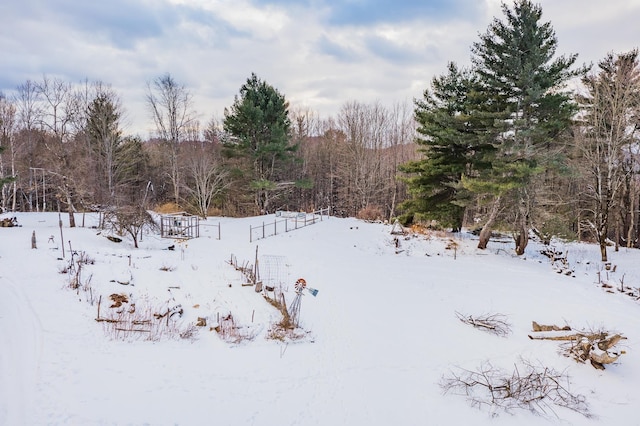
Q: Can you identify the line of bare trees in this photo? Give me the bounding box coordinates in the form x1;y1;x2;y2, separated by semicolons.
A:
570;50;640;260
0;75;419;224
288;101;416;219
1;54;639;262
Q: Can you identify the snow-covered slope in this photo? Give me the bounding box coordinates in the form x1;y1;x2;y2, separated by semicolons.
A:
1;212;638;425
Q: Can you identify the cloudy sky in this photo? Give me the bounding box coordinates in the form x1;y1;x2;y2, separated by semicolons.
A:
1;0;639;136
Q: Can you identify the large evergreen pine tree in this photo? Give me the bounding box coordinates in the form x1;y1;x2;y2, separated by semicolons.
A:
469;0;585;253
86;92;123;202
115;136;150;206
223;73;296;213
400;62;497;230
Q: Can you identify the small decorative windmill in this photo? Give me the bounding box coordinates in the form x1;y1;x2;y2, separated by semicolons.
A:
288;278;319;328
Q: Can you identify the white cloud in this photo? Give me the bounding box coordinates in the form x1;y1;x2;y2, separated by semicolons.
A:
168;0;290;39
1;0;637;136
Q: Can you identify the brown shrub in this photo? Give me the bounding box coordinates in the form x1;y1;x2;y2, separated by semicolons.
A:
154;202;182;214
356;205;384;221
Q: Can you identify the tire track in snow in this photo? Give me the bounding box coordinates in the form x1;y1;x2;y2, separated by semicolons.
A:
0;276;43;426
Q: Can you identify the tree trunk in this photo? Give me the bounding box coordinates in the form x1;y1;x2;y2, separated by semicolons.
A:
627;185;636;248
614;213;620;252
11;148;16;212
514;219;528;256
477;196;501;250
66;189;76;228
67;204;76;228
598;210;608;261
478;225;492;250
599;238;608;262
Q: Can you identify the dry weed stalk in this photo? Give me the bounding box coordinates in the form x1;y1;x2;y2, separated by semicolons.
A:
97;295;196;341
214;312;256;343
262;293;311;342
159;263;175;272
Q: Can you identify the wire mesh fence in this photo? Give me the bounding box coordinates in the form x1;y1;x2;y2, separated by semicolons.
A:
260;255;290;297
249;207;330;242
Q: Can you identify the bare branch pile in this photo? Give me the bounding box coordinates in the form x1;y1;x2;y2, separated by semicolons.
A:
440;360;591;418
455;311;512;337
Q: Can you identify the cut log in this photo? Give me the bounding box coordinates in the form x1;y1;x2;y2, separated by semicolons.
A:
528;330;614;342
597;334;624;351
528;331;583;341
531;321;571;332
590;350;619;365
565;338;593;363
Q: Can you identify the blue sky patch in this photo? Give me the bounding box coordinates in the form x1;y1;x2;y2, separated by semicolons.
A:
252;0;481;26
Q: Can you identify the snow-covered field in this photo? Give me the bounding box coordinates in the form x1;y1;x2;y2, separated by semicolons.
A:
1;212;639;425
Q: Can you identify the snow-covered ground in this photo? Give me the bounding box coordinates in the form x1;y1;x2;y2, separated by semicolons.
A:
1;212;639;425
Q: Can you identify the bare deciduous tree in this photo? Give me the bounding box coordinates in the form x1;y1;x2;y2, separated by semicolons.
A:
146;73;195;205
35;76;78;226
182;142;230;218
336;101;389;217
104;206;156;248
0;94;17;211
576;50;640;261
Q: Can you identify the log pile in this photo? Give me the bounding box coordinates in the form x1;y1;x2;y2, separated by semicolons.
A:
0;217;18;227
528;322;625;370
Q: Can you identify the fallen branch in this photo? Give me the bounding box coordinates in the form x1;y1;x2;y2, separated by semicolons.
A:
528;332;584;341
456;311;511;337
